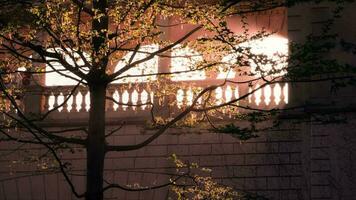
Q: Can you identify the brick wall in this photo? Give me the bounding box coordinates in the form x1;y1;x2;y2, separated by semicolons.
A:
0;123;305;200
1;2;356;200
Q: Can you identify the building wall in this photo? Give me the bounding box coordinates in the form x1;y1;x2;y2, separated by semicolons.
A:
0;2;356;200
0;124;304;200
288;2;356;200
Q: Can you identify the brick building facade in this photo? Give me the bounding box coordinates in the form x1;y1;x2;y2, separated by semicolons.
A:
0;2;356;200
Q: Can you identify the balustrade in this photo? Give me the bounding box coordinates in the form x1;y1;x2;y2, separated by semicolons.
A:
38;79;289;121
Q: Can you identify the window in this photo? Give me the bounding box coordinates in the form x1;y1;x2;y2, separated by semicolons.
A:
246;36;288;77
45;48;89;86
112;44;159;83
170;45;206;81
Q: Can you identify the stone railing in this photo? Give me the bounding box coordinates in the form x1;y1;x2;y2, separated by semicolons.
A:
37;80;289;121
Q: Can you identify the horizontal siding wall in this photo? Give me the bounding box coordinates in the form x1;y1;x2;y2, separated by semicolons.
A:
0;124;304;200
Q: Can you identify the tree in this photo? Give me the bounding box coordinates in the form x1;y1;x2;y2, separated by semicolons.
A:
0;0;355;199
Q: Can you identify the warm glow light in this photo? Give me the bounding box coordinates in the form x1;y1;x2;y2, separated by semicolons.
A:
246;36;288;77
45;48;90;86
17;67;26;72
113;45;159;83
171;45;205;81
217;54;237;79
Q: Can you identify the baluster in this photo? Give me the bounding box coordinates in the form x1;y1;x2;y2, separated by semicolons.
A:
260;85;266;108
126;87;133;111
136;86;142;110
62;91;69;113
269;84;276;107
79;90;86;112
215;86;223;105
264;85;272;107
141;89;148;110
85;91;90;111
225;85;233;103
182;88;189;108
279;83;285;105
48;93;55;111
70;90;77;112
248;86;253;105
186;88;193;106
76;91;83;112
283;83;289;104
131;89;139;111
176;89;184;109
112;90;120;111
273;83;282;105
119;90;124;111
57;92;64;112
52;91;60;112
43;93;50;112
222;86;227;114
253;84;262;107
281;83;285;105
149;89;155;111
121;89;129;111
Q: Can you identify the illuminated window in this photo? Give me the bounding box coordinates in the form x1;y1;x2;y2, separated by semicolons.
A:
217;53;237;79
170;45;205;81
216;36;288;79
113;44;159;83
45;48;89;86
246;36;288;77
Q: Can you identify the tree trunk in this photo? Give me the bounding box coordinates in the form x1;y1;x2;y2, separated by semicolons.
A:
86;83;107;200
